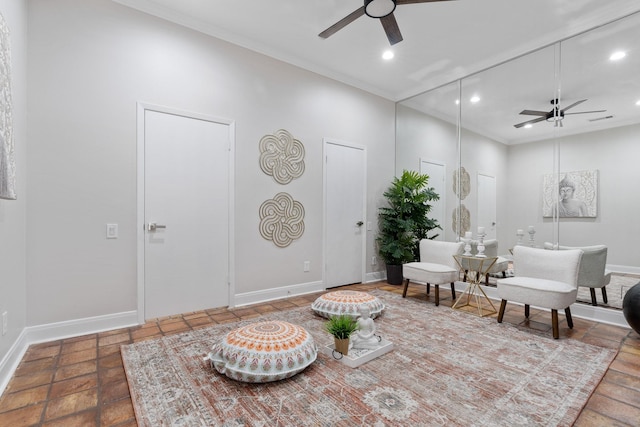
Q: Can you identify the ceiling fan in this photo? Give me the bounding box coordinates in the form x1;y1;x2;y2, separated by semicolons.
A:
318;0;454;46
514;99;606;128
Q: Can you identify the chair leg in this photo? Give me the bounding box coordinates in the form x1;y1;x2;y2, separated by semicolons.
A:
402;279;409;298
589;288;597;306
485;273;489;285
497;299;507;323
463;270;468;282
426;283;430;295
551;309;559;339
450;282;456;300
524;304;530;318
602;287;608;304
434;285;440;306
502;271;507;278
565;307;573;329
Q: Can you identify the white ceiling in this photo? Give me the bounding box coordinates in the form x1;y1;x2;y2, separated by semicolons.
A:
113;0;640;143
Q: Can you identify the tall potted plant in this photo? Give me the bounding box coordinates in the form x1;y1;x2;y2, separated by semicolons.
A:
377;170;440;285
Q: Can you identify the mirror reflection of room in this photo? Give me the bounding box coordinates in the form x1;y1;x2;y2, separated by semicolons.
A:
396;10;640;312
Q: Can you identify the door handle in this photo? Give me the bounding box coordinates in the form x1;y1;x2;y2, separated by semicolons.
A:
356;221;364;227
147;222;167;232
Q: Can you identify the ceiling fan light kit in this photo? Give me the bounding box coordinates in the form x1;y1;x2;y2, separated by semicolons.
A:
319;0;453;46
365;0;396;18
514;98;606;129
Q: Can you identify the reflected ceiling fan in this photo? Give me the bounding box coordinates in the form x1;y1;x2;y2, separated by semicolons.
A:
514;99;606;128
318;0;454;46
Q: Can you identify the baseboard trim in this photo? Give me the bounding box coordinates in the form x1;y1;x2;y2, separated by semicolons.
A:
366;271;386;283
234;281;326;307
607;264;640;275
461;281;630;329
0;310;139;396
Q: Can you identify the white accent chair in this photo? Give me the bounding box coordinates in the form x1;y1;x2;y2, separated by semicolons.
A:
467;239;509;284
544;243;611;307
497;245;583;339
402;240;465;306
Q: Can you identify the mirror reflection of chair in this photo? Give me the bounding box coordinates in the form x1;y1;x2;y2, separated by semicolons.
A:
402;240;464;306
496;245;583;339
467;239;509;284
544;243;611;307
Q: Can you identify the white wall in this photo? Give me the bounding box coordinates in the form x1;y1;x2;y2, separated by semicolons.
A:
507;123;640;268
0;0;27;371
25;0;394;326
396;104;509;248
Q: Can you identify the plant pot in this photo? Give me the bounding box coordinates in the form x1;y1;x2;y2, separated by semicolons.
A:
386;264;404;285
334;338;350;356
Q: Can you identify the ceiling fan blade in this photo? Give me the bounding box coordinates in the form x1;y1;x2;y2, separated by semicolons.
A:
396;0;456;4
514;116;547;128
380;13;403;45
318;6;365;39
519;109;549;116
564;110;607;115
560;99;587;112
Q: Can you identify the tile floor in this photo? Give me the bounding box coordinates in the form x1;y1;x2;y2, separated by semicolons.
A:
1;281;639;426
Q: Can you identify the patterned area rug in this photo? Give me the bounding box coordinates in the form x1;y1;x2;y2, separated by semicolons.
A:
121;290;617;426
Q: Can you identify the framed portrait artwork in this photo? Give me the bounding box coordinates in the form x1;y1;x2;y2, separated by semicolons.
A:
542;170;598;218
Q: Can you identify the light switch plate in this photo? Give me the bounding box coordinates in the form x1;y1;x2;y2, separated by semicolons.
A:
106;224;118;239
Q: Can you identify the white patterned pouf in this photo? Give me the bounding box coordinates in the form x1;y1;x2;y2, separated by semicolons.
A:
205;320;317;383
311;290;385;319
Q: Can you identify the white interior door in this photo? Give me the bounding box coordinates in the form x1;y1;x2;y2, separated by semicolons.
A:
325;140;366;288
140;106;232;320
420;160;446;241
477;173;497;240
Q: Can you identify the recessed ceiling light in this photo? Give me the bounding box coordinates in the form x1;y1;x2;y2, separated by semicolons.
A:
610;51;626;61
382;50;394;60
636;99;640;106
455;99;460;105
470;95;480;103
524;124;533;129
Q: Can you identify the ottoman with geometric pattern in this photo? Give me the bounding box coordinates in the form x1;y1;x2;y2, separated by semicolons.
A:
311;290;385;319
205;320;317;383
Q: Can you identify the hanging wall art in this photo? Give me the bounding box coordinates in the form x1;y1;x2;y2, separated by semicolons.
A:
542;169;598;218
259;192;305;248
0;12;16;200
259;129;305;184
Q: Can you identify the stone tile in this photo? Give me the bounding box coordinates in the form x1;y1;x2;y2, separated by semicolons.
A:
54;361;97;382
0;385;49;412
209;311;240;323
44;388;98;421
99;379;130;405
23;343;61;362
61;338;96;355
131;325;162;341
98;343;123;359
98;332;131;347
573;408;629;427
100;366;126;385
186;316;214;328
59;348;97;366
159;320;190;333
595;381;640;407
98;353;123;370
583;393;640;426
602;370;640;393
49;374;98;399
7;371;53;393
610;354;640;377
100;398;135;426
14;357;57;376
0;402;45;426
62;333;97;344
42;409;98;427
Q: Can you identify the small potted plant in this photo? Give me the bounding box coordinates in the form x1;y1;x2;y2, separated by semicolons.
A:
325;314;359;356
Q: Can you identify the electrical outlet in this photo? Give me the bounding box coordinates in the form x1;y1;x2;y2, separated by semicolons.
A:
106;223;118;239
371;256;377;265
303;261;310;272
2;311;7;336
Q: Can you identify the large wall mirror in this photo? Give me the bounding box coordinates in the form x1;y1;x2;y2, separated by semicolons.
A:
396;10;640;313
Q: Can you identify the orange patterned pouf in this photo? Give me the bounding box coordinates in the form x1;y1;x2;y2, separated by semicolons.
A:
205;320;317;383
311;290;385;319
